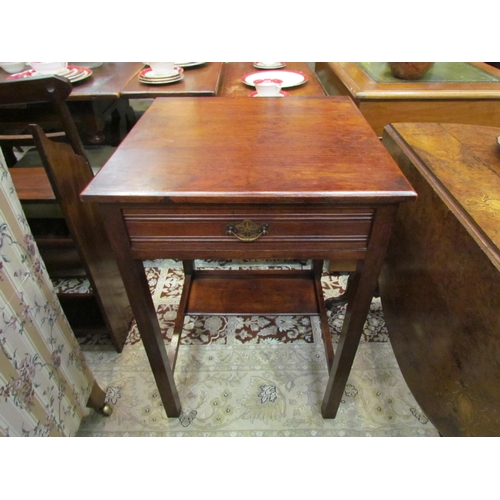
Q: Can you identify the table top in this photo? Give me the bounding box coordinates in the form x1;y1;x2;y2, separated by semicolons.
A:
0;62;144;100
217;62;326;97
386;122;500;268
120;62;224;98
319;62;500;99
82;96;415;205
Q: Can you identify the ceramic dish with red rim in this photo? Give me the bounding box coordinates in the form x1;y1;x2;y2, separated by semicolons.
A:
174;62;206;68
139;74;184;85
7;65;92;83
242;70;308;88
138;68;184;85
253;62;286;69
248;90;290;97
139;66;184;80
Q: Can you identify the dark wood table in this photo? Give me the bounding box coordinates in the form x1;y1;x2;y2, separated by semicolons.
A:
380;122;500;436
0;62;144;145
120;62;224;98
81;96;416;419
315;62;500;136
218;62;326;96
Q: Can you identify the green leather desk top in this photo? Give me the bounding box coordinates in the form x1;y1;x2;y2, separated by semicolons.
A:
357;62;500;84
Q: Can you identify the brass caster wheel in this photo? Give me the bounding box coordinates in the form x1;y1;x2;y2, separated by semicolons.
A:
96;403;113;417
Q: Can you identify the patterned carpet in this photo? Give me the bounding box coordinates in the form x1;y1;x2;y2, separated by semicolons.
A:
76;259;439;437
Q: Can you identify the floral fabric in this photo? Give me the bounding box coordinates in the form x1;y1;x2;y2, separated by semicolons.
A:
0;154;94;436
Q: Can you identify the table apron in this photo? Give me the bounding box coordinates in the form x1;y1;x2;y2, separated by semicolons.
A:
129;245;369;261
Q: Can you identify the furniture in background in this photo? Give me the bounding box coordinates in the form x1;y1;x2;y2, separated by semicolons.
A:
0;62;143;151
315;62;500;136
380;122;500;436
121;62;224;99
0;156;111;436
81;97;416;418
0;76;132;352
218;62;326;96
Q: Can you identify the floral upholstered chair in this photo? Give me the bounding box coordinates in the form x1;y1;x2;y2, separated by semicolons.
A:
0;153;107;436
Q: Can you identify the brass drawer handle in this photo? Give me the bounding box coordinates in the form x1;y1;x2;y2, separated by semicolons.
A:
226;220;269;242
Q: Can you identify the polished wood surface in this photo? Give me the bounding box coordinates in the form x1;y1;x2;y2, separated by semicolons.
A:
0;62;143;98
31;127;132;351
64;62;142;144
63;62;143;99
84;97;410;203
120;62;224;98
82;97;416;418
0;63;142;145
380;122;500;436
316;62;500;135
218;62;326;96
8;167;55;200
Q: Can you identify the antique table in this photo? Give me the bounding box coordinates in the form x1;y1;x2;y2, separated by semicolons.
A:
315;62;500;136
81;96;416;418
0;62;144;145
120;62;224;98
380;122;500;436
218;62;326;96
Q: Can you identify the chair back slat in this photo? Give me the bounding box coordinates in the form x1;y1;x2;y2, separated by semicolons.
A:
0;75;89;164
0;76;72;105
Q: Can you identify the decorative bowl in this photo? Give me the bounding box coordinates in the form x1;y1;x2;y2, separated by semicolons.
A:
388;62;434;80
0;62;26;73
29;62;68;75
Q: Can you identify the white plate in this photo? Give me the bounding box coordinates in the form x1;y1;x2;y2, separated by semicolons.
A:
70;62;103;68
139;67;183;80
174;62;206;68
253;62;286;69
6;65;92;83
242;70;308;88
70;67;93;83
139;74;184;85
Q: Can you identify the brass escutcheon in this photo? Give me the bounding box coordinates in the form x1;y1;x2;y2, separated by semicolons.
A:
226;220;269;242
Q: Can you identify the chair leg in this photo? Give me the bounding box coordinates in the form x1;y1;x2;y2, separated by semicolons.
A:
325;272;356;309
86;380;113;416
1;146;18;167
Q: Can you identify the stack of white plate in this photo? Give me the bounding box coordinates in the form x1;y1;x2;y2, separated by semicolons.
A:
55;66;93;82
253;62;286;69
7;65;92;83
138;66;184;85
174;62;206;68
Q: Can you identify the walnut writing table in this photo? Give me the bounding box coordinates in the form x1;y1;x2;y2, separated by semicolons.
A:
380;122;500;436
315;62;500;136
81;97;416;418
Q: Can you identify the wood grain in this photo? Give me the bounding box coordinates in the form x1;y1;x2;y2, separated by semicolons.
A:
380;122;500;436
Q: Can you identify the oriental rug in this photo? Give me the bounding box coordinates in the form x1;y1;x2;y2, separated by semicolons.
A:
76;259;438;437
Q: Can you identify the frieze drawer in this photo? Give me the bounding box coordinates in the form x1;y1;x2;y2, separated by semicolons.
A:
123;206;375;259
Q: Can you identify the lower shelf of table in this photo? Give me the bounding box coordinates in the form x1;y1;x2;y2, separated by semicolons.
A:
185;269;321;316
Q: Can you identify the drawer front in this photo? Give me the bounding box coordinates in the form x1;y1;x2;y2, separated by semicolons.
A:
123;206;374;259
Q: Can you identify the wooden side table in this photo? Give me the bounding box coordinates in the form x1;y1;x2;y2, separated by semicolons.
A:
82;97;416;419
316;62;500;136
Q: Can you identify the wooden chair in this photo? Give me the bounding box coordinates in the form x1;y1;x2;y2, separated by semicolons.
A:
0;76;131;351
0;76;88;164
